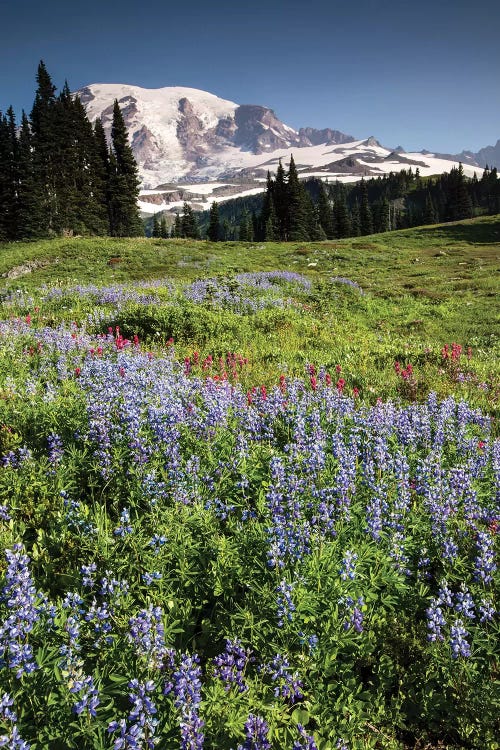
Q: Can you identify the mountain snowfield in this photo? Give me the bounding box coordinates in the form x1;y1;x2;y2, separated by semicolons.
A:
77;83;485;215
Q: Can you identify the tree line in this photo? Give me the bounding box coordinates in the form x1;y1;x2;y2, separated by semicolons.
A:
0;62;143;241
197;160;500;242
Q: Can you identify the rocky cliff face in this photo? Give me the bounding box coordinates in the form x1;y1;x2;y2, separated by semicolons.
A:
77;83;491;201
457;139;500;169
298;126;355;146
76;83;354;187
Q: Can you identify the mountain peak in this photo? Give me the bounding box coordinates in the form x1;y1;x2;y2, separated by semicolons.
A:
76;82;487;206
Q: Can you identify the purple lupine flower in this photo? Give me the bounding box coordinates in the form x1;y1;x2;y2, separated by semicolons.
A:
108;680;158;749
478;598;495;623
237;714;271;750
142;571;162;586
213;638;250;693
426;598;446;642
164;652;204;750
0;692;30;749
437;580;454;608
81;563;97;589
339;550;357;580
0;505;11;522
342;596;364;633
84;599;113;647
450;619;471;659
47;433;64;466
99;573;129;606
148;535;167;554
114;508;133;537
454;585;475;619
0;545;40;677
293;724;318;750
365;487;387;541
129;605;166;670
276;579;296;626
264;653;303;703
474;531;497;584
63;494;96;536
1;446;32;469
70;674;100;718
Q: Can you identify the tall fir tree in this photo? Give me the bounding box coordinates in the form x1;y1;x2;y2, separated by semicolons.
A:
317;184;334;239
221;218;231;241
273;159;288;240
108;100;143;236
264;194;278;240
160;216;169;239
286;154;310;241
152;213;161;238
180;202;199;238
374;198;390;233
30;60;58;234
0;112;17;241
445;163;473;221
423;191;437;224
207;201;220;241
238;210;249;241
16;112;45;238
173;212;182;238
350;200;361;237
359;180;374;235
92;119;111;233
334;192;351;238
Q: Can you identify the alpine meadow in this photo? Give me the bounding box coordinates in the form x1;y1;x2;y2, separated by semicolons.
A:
0;53;499;750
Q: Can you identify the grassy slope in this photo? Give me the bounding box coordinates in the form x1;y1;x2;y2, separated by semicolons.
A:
0;215;498;413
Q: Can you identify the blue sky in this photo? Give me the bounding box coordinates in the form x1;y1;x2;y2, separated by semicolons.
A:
1;0;499;153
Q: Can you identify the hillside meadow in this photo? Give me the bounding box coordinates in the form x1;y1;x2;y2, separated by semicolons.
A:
0;216;498;749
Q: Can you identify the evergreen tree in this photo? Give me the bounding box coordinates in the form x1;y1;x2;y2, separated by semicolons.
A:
207;201;220;241
260;171;275;239
273;159;288;240
350;201;361;237
359;180;373;235
264;194;278;240
160;216;169;239
73;96;109;234
423;191;437;224
30;60;58;234
173;212;182;238
221;219;231;241
152;213;161;237
447;163;473;221
309;204;327;241
89;119;111;234
180;202;199;238
374;198;390;233
0;112;17;240
317;185;334;239
287;154;310;241
15;112;43;238
238;211;249;241
334;193;351;238
109;100;143;236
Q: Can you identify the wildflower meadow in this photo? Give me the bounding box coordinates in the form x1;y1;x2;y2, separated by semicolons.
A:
0;233;498;749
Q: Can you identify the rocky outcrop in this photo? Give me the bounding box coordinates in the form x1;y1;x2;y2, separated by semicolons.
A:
233;105;302;153
298;126;355;146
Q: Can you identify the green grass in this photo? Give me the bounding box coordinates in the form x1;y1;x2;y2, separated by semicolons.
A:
1;214;498;417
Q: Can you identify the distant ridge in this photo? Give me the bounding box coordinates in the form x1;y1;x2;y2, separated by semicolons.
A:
76;83;494;213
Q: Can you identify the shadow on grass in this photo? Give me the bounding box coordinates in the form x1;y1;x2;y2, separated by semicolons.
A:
416;218;500;245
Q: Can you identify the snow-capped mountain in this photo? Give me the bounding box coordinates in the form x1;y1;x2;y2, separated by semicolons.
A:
77;83;488;214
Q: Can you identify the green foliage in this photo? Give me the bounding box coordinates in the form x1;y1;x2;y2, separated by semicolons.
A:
0;219;498;747
0;62;144;240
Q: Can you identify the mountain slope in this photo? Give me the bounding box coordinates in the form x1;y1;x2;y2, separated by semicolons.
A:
77;83;491;213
